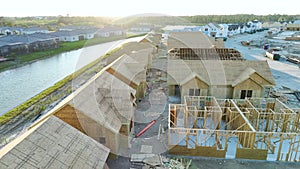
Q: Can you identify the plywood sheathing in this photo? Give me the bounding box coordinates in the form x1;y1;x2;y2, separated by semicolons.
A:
168;60;275;87
167;32;224;50
106;41;156;65
0;116;109;169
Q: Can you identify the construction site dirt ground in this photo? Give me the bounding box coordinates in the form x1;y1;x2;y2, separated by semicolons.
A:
107;49;169;168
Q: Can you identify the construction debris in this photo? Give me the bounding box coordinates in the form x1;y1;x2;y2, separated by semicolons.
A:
135;120;157;138
131;155;192;169
131;154;156;162
143;155;161;166
167;158;192;169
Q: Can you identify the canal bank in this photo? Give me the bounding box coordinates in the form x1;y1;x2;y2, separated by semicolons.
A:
0;36;124;72
0;34;146;73
0;36;145;115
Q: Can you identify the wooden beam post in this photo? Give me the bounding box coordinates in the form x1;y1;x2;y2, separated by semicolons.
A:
277;134;284;161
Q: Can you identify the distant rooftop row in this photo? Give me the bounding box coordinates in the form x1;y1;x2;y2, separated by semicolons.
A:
0;26;124;57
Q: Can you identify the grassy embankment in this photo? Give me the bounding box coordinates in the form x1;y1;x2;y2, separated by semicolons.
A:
0;33;146;125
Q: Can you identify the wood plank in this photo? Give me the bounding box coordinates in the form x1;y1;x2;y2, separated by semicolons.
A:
106;67;138;89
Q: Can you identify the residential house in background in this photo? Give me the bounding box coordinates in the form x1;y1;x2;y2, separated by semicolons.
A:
161;25;201;41
0;27;22;35
162;25;201;33
250;20;263;31
219;24;229;39
239;24;246;34
0;41;22;57
50;30;84;42
130;25;152;33
76;28;98;39
21;27;49;35
50;26;124;42
228;24;241;36
58;26;99;39
0;34;59;56
59;25;98;31
0;26;50;36
245;20;263;33
24;33;59;51
286;20;300;31
201;23;228;40
201;20;264;38
95;27;124;38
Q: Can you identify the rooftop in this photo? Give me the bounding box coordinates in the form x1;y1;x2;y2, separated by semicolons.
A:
167;32;224;50
0;35;40;44
168;60;275;86
0;116;109;169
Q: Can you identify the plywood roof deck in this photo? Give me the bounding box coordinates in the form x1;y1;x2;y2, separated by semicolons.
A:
0;116;109;169
167;60;275;86
167;32;224;50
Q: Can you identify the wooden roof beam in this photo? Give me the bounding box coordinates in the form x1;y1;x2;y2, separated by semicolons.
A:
106;67;138;89
230;100;256;132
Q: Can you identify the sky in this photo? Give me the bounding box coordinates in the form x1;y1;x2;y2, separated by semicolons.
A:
2;0;299;17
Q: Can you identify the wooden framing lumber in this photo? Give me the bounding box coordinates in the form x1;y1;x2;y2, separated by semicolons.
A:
168;96;300;162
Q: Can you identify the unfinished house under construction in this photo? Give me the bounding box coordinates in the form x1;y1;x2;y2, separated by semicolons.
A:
168;59;275;101
168;96;300;162
168;48;243;60
167;32;225;50
0;116;110;168
167;32;275;101
17;40;156;159
53;53;149;158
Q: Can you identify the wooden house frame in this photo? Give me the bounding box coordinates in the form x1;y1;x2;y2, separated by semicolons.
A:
28;49;152;158
168;96;300;162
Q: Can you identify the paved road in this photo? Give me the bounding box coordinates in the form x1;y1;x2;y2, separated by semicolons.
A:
225;31;300;91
